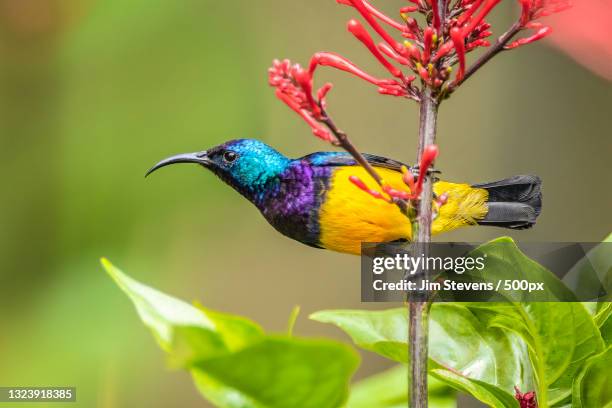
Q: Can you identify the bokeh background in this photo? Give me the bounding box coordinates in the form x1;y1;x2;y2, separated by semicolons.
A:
0;0;610;407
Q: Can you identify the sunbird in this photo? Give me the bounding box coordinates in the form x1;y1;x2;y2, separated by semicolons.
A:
147;139;541;255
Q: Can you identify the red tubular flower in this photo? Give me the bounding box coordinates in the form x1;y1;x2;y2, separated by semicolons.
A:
505;25;552;49
270;0;570;146
291;65;321;118
422;27;435;64
518;0;571;25
450;27;466;81
462;0;501;35
337;0;406;31
382;184;411;200
416;63;430;83
401;16;420;40
349;175;390;201
400;6;419;13
457;0;484;26
347;0;408;56
309;52;409;98
412;144;439;198
347;19;403;78
378;42;412;66
308;52;398;87
349;142;438;202
507;0;570;50
430;0;441;32
401;166;416;193
269;59;334;142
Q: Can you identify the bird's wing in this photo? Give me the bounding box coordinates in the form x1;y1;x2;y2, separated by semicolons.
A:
300;151;408;172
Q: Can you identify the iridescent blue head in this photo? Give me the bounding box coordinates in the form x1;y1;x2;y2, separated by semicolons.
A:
146;139;291;201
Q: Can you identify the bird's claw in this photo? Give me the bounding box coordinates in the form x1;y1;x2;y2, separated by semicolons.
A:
409;165;441;182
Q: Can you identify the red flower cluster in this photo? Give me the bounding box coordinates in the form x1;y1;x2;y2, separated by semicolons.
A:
349;145;440;202
268;59;334;142
269;0;570;140
506;0;571;49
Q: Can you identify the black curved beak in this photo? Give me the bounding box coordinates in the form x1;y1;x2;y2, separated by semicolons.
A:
145;151;210;177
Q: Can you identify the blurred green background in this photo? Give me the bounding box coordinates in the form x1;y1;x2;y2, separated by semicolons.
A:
0;0;610;407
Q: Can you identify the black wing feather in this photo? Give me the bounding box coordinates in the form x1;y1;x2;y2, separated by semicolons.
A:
300;151;407;172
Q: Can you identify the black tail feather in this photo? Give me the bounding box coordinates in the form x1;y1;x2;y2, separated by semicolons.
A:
473;175;542;230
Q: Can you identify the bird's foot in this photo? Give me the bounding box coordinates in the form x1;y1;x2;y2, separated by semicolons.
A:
409;165;441;182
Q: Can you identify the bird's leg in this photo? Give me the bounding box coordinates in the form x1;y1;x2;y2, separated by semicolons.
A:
410;165;441;183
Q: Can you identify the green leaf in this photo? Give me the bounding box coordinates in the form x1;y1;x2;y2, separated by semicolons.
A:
347;365;456;408
102;258;220;352
572;346;612;408
103;259;359;408
193;337;358;408
310;308;408;363
311;306;527;408
429;369;518;408
312;237;608;408
467;302;604;406
461;237;576;302
599;309;612;346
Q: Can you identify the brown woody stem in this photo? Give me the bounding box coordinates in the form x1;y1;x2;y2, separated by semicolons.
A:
409;86;439;408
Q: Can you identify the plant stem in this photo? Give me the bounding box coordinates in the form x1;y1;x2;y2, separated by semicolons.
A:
321;112;409;213
409;86;438;408
455;22;521;87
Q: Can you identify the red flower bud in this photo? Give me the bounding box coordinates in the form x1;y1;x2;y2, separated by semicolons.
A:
309;52;398;87
423;27;435;63
347;19;404;78
337;0;406;31
349;175;390;201
430;0;441;32
413;144;439;197
348;0;408;57
450;27;466;81
505;26;552;49
379;42;412;66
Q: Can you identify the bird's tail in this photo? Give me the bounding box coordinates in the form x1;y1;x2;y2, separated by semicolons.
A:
473;175;542;230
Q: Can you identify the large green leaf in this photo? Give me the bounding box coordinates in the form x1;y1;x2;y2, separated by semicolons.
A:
346;365;456;408
572;346;612;408
102;258;232;354
194;337;358;408
311;307;523;408
454;237;576;302
312;237;607;408
310;308;408;363
103;258;359;408
467;302;604;406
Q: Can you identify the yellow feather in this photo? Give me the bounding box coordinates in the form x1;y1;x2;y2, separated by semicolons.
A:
318;166;488;255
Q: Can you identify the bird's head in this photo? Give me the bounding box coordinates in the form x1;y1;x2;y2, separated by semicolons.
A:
146;139;291;199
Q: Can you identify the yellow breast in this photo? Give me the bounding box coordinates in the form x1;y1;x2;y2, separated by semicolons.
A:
317;166;488;255
318;166;412;255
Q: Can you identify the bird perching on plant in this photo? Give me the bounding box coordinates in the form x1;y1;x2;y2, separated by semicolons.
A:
145;0;563;255
146;138;541;255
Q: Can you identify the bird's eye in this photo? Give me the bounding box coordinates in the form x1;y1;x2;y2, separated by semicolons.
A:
223;150;238;163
